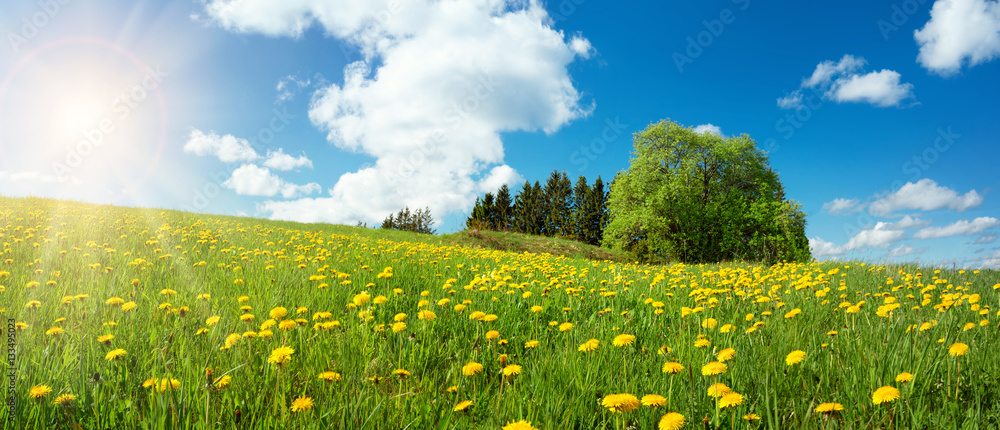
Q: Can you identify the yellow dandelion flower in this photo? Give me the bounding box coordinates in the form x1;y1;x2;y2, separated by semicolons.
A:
502;420;539;430
658;412;685;430
578;338;600;352
701;361;728;376
105;348;126;361
694;338;710;348
454;400;473;411
524;340;540;349
895;372;914;383
156;379;181;392
462;362;484;376
268;346;295;365
29;385;52;399
662;362;684;374
502;364;522;378
872;386;900;405
719;392;744;408
816;402;844;413
641;394;667;407
53;393;76;405
707;383;731;398
291;396;314;413
948;342;969;357
393;369;411;378
319;371;342;382
601;393;640;413
743;413;761;421
558;322;574;332
45;326;64;336
717;348;736;362
612;334;636;347
785;350;806;366
486;330;500;340
269;307;287;320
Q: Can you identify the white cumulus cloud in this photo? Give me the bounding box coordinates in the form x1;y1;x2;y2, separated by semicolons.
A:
809;237;846;258
183;129;260;163
223;164;321;199
203;0;593;225
693;123;722;136
779;55;914;109
828;69;914;107
822;198;862;215
887;244;928;257
868;179;983;216
263;149;313;171
914;217;1000;239
914;0;1000;75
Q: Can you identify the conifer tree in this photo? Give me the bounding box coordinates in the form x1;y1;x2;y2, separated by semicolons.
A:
572;175;591;243
494;184;513;231
543;170;573;237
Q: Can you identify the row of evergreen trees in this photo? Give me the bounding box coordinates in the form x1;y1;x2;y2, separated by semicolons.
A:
380;206;436;234
466;170;608;246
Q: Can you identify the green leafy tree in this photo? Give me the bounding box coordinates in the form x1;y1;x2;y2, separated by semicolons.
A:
602;120;809;263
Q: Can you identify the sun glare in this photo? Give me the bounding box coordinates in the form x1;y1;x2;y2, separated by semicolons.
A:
0;38;167;200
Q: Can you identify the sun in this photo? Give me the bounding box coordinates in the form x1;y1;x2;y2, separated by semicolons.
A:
56;94;107;140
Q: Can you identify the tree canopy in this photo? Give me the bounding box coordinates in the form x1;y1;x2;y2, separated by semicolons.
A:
602;120;810;263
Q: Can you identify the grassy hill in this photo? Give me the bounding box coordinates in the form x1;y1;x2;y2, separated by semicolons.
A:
2;196;999;429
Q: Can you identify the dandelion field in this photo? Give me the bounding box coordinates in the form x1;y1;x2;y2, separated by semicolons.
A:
1;197;999;429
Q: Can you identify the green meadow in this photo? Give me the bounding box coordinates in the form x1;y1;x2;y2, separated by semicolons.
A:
1;196;998;429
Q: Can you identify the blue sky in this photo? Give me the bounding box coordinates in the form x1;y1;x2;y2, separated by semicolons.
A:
1;0;998;268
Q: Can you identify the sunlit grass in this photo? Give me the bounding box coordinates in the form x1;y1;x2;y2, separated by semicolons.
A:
1;196;998;429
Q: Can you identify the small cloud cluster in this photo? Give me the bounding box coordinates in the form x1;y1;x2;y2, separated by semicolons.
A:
183;129;319;200
276;75;312;104
693;123;723;136
868;179;983;216
778;55;914;109
822;179;983;217
811;180;996;262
